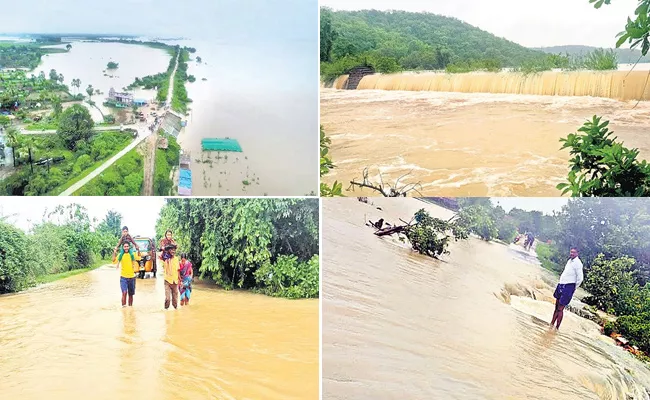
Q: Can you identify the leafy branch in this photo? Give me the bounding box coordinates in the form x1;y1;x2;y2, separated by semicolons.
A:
558;115;650;196
320;126;343;196
370;208;470;258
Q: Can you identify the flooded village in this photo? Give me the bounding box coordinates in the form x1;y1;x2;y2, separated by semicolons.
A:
0;35;274;196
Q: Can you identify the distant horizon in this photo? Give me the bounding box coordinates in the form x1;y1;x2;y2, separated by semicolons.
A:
0;33;183;39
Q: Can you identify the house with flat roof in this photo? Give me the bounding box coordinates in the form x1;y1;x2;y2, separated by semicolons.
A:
108;87;133;105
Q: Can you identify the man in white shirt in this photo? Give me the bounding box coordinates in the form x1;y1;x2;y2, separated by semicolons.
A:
550;247;584;330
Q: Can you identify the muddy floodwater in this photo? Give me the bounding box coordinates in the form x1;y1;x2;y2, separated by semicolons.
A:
172;39;318;196
320;88;650;197
322;198;650;399
36;41;169;121
0;264;318;400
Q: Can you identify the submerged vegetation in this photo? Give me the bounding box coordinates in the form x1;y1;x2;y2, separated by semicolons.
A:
126;44;192;113
0;43;67;69
156;198;319;299
171;48;191;114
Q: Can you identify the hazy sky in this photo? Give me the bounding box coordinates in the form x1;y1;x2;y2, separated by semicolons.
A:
321;0;635;48
0;0;316;44
491;198;568;215
0;197;165;236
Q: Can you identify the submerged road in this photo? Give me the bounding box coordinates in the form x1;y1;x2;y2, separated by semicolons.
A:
0;264;319;400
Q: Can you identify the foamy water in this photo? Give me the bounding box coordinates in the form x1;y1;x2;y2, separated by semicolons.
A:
320;89;650;196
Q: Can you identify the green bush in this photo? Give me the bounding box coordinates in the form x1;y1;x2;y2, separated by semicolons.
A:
614;314;650;354
535;242;562;273
582;48;618;70
557;115;650;196
0;221;34;293
254;255;319;298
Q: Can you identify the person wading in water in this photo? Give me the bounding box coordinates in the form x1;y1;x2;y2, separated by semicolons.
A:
550;247;584;330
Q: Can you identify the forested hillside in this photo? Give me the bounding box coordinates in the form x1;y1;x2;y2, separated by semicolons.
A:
536;45;650;63
320;8;548;80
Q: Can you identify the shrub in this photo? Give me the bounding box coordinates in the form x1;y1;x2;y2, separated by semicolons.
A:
557;115;650;196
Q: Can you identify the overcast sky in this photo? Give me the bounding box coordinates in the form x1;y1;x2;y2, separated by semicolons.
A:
0;0;316;44
321;0;635;48
0;197;165;236
491;198;568;215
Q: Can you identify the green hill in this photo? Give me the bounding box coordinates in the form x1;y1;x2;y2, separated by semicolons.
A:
320;8;547;79
535;45;650;64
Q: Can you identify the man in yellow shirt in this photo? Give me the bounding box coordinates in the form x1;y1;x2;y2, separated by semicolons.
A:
114;242;136;307
163;244;180;309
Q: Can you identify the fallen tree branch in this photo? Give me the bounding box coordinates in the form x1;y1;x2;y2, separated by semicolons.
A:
348;167;424;197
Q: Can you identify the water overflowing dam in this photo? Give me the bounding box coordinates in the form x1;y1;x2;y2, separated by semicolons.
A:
332;70;650;101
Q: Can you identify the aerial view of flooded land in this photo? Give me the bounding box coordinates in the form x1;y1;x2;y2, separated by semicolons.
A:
0;0;317;196
319;0;650;197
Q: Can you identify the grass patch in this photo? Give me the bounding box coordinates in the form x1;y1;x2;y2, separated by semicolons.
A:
74;147;144;196
34;257;110;285
535;242;562;274
24;121;59;131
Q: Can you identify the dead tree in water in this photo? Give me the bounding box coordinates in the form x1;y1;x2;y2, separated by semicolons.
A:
349;168;423;197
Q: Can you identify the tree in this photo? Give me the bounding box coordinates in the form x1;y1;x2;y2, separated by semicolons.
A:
58;73;64;84
57;104;94;150
51;96;62;116
66;44;72;51
86;84;94;98
49;69;58;81
320;7;337;62
196;56;202;63
107;61;119;69
97;210;122;238
156;198;319;298
582;254;641;315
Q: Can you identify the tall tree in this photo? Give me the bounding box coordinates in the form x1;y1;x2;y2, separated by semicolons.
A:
57;104;94;150
320;7;337;62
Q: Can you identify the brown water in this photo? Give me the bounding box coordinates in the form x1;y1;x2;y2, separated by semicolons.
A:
350;70;650;101
171;40;318;196
35;41;169;121
320;89;650;196
322;197;650;399
0;264;318;399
